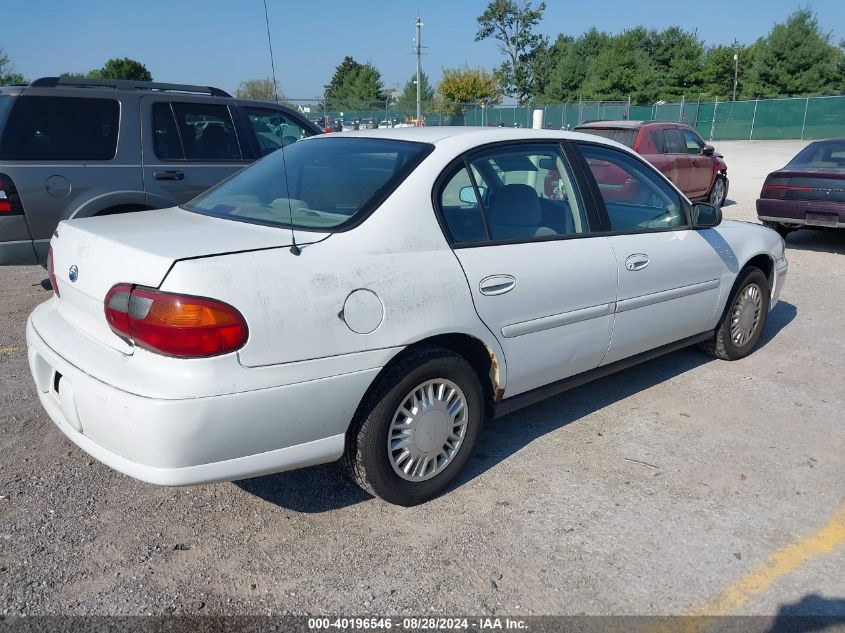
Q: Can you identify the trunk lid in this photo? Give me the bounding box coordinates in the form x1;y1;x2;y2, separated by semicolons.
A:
49;207;324;354
762;168;845;202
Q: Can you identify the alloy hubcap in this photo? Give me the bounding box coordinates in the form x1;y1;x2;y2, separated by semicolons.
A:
730;283;762;346
712;179;725;205
387;379;468;482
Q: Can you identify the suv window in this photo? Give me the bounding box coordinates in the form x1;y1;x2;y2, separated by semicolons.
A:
242;106;313;156
439;144;588;244
577;143;686;232
663;128;685;154
171;102;241;160
152;102;183;160
0;96;119;160
683;129;704;155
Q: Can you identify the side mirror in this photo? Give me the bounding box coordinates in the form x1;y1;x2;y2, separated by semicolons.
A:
459;185;486;204
691;202;722;228
703;144;715;156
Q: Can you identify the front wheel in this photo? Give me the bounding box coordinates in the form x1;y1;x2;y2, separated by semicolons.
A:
343;348;484;506
699;267;770;360
708;175;728;207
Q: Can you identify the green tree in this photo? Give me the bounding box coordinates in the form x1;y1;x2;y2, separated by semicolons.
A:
542;29;610;102
325;56;386;108
0;49;25;86
744;9;842;97
236;78;284;103
397;72;434;111
580;28;659;102
325;56;361;101
652;27;705;99
88;57;152;81
475;0;548;104
701;42;755;99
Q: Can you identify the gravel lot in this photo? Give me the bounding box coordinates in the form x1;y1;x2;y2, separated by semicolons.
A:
1;140;843;617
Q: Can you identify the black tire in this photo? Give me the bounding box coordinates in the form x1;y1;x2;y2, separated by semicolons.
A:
343;347;484;506
699;267;770;360
708;174;728;207
762;221;795;240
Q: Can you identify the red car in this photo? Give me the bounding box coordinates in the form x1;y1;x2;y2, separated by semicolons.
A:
574;121;729;207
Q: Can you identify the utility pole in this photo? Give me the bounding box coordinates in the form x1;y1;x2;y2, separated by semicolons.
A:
415;16;423;124
732;51;739;101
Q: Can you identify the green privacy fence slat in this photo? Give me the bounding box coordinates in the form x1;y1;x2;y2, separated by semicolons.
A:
315;95;844;138
804;96;845;139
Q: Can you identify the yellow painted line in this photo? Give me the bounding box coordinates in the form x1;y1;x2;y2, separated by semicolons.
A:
0;346;20;353
652;505;845;633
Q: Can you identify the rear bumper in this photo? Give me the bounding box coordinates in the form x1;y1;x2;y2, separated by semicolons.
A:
757;198;845;228
26;302;382;486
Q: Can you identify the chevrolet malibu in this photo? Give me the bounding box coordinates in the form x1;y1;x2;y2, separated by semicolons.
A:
27;128;788;506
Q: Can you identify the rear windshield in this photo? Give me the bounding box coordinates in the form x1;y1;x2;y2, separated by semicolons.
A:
575;127;637;148
788;141;845;168
185;137;433;231
0;96;120;160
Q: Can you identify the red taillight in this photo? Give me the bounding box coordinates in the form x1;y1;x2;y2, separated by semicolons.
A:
761;182;815;200
47;246;60;297
0;173;24;215
104;284;248;358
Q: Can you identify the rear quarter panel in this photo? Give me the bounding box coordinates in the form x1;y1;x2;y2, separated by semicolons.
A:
160;162;505;380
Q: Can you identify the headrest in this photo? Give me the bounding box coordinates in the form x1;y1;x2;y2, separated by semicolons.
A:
489;184;541;226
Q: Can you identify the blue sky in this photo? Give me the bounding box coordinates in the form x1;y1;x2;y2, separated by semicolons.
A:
3;1;843;100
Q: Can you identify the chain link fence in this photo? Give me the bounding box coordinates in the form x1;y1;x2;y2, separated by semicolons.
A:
286;95;845;140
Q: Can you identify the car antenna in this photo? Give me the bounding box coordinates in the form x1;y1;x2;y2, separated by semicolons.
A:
278;145;300;256
262;0;298;254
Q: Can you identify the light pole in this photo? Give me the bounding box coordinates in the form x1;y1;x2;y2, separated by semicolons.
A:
415;17;423;124
732;52;739;101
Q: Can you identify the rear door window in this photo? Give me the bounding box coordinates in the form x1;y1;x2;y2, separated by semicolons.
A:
0;95;119;160
438;143;590;244
663;128;686;154
242;106;314;156
170;102;242;160
151;102;183;160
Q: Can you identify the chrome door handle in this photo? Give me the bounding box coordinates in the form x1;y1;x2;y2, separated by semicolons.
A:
479;274;516;296
625;254;650;271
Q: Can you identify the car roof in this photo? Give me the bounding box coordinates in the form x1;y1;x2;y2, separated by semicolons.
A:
302;126;637;156
575;120;645;129
575;120;693;130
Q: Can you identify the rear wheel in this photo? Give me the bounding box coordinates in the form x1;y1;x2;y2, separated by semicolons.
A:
343;347;484;506
708;174;727;207
762;221;796;240
699;267;770;360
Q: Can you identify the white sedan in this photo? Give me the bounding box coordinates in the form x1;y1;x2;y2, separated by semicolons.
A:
27;128;788;506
